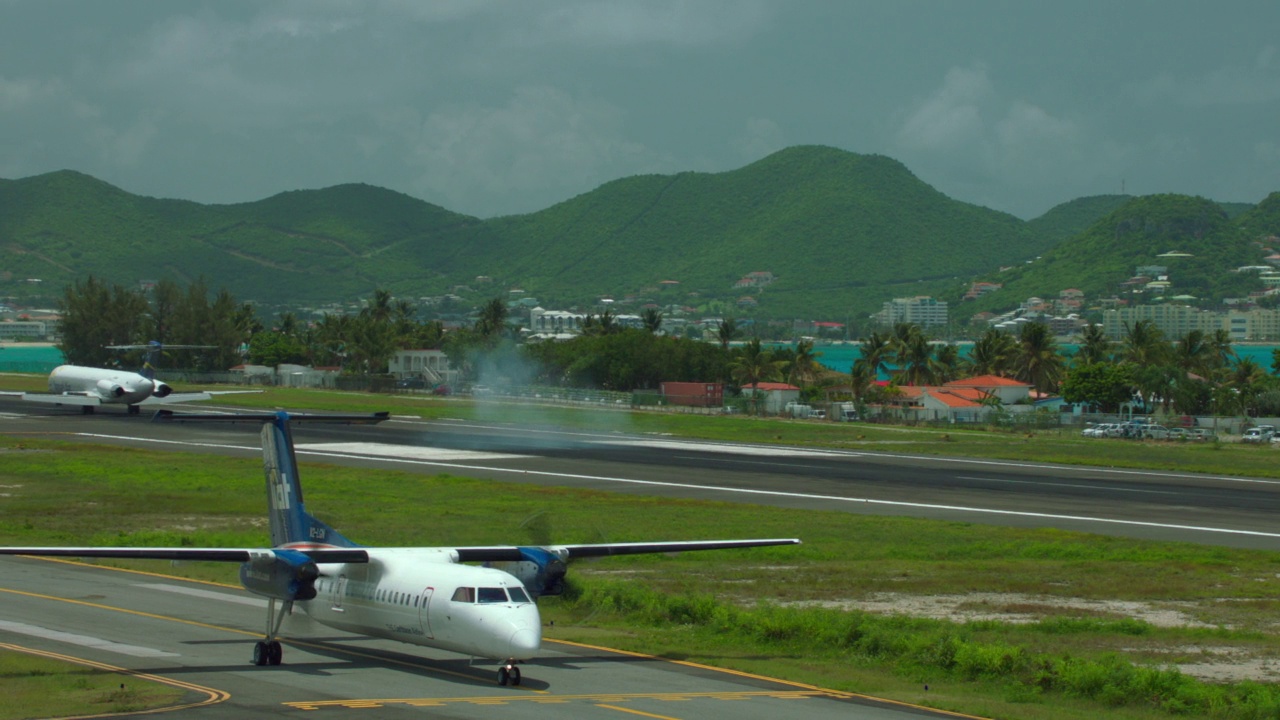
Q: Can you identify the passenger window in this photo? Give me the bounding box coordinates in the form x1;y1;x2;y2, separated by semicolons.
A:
451;587;475;603
508;587;531;604
478;587;508;604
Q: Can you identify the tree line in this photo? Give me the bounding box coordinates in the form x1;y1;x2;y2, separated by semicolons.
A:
60;277;1280;420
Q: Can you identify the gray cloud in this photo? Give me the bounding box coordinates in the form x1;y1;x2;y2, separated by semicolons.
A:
1;1;1277;220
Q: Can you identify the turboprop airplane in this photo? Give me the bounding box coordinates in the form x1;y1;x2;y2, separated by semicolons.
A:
3;341;258;414
0;410;800;685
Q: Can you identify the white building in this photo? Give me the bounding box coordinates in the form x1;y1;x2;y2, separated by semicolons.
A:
389;349;458;385
874;296;948;327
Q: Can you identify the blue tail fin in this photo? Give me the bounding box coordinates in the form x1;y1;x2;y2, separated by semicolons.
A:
261;412;358;549
152;409;389;549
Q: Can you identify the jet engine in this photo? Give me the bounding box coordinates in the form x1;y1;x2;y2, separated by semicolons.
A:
493;547;568;597
239;549;320;601
152;381;173;398
96;380;125;398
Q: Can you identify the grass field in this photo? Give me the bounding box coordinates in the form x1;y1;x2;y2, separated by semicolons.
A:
3;408;1280;720
0;647;188;719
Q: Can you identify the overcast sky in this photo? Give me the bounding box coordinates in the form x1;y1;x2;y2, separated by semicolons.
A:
2;1;1277;220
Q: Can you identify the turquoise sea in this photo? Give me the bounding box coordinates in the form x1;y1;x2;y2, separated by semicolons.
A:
0;345;65;373
775;342;1280;375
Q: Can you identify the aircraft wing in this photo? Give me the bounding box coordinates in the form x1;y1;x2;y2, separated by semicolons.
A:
0;547;369;563
138;389;263;405
139;392;214;404
454;538;801;562
12;392;101;407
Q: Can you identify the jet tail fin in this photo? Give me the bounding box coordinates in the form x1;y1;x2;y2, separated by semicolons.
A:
155;410;389;549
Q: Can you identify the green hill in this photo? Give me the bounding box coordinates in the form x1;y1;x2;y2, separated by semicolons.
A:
483;146;1047;318
957;194;1261;314
0;171;498;305
1027;195;1132;244
2;152;1271;325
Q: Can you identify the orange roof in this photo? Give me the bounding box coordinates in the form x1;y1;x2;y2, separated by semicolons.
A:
945;375;1030;388
923;389;984;408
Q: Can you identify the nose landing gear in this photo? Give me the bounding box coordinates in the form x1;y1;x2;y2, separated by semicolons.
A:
498;660;521;686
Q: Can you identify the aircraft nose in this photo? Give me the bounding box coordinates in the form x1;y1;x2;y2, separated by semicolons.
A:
508;627;540;659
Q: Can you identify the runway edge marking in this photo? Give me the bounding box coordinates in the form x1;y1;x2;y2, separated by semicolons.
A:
0;641;229;718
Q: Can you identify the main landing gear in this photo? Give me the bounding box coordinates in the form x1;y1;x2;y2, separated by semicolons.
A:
127;404;140;415
498;659;522;686
252;597;292;666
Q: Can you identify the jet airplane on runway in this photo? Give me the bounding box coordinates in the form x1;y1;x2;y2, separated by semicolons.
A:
2;341;258;414
0;410;800;685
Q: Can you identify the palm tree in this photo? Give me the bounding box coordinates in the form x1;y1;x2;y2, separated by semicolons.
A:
641;308;663;334
1209;329;1236;374
1013;321;1064;394
361;289;394;325
787;338;822;388
967;328;1016;377
730;338;785;414
716;317;740;350
1121;320;1170;367
475;298;509;339
896;331;936;386
1075;323;1112;365
853;331;894;381
932;344;962;384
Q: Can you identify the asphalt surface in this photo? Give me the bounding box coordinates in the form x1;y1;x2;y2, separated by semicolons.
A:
4;397;1280;549
0;399;983;712
0;555;953;720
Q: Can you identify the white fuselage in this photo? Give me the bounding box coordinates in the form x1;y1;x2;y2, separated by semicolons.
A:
296;548;542;661
48;365;162;405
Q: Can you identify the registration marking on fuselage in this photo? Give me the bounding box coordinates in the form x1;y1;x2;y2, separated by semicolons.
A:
0;619;179;657
295;442;530;462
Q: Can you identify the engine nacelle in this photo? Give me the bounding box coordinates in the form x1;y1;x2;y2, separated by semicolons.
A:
239;549;319;601
96;379;125;398
493;547;568;598
152;381;173;398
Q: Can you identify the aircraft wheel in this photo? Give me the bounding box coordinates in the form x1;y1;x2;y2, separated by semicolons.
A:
498;667;510;686
252;641;269;666
268;641;283;666
128;405;140;415
510;666;521;686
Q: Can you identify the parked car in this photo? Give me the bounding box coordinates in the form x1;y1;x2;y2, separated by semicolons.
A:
395;376;427;389
1166;427;1189;441
1189;428;1217;442
1137;424;1170;440
1242;425;1275;444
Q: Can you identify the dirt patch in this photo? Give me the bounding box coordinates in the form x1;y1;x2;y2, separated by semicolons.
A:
796;592;1217;628
790;592;1280;682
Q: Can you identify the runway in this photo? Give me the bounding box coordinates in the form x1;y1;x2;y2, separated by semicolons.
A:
0;556;955;719
0;399;984;718
4;398;1280;550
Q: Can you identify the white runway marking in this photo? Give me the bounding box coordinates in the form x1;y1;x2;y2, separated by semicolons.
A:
0;619;179;657
296;442;530;462
135;583;266;607
600;439;845;457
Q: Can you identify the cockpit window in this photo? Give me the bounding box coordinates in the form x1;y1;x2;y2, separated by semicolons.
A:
451;587;475;603
477;587;508;604
508;587;531;603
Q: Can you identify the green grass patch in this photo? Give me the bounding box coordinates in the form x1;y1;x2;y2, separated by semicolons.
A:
0;648;186;719
4;433;1280;718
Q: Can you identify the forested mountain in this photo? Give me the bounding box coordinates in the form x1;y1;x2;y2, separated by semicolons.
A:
0;148;1270;322
959;194;1264;313
1026;195;1132;243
